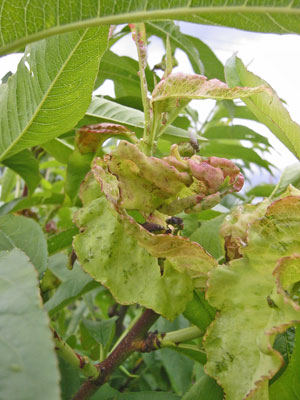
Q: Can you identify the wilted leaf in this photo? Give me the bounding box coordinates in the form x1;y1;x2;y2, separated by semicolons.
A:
0;249;60;400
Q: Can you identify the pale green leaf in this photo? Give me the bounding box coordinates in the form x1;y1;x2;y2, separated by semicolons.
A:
2;149;41;194
246;184;275;198
3;1;300;56
0;214;47;276
73;193;193;320
0;248;60;400
225;54;300;159
204;196;300;400
0;26;108;161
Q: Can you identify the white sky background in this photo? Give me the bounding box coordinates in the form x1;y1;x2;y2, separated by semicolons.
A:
1;22;300;186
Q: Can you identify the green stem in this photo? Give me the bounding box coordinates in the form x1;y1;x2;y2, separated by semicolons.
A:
160;326;202;346
53;330;99;380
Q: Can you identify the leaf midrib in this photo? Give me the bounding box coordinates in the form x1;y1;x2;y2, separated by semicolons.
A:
0;29;89;162
2;6;300;56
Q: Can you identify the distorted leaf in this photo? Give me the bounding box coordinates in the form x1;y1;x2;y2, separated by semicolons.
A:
204;196;300;400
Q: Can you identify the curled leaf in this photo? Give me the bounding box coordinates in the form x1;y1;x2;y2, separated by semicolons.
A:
151;72;269;113
204;196;300;400
76;123;137;154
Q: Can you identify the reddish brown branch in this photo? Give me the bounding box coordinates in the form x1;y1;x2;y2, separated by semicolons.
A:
72;308;159;400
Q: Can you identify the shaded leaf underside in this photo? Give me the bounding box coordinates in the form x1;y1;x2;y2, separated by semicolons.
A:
2;1;300;56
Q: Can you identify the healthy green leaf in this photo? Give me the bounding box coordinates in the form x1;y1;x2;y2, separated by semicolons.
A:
116;393;180;400
270;327;300;400
246;184;275;198
82;318;116;353
95;50;156;97
200;142;272;171
203;125;270;147
42;139;73;164
204;196;300;400
271;163;300;197
2;149;41;194
81;96;190;141
47;226;79;255
0;248;60;400
58;356;80;400
0;168;16;201
147;21;224;80
159;348;194;395
190;215;225;260
183;291;215;332
0;26;108;161
3;1;300;56
182;374;223;400
225;54;300;160
45;255;98;316
0;214;47;276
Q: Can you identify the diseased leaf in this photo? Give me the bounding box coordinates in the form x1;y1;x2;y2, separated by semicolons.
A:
225;54;300;160
151;72;268;114
204;196;300;400
0;26;108;161
93;140;243;215
73;191;194;320
3;1;300;56
0;249;60;400
0;214;47;276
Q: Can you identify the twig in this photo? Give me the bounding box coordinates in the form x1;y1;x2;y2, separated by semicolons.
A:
72;308;159;400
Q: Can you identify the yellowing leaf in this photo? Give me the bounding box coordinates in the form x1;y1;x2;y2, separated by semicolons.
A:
204;196;300;400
